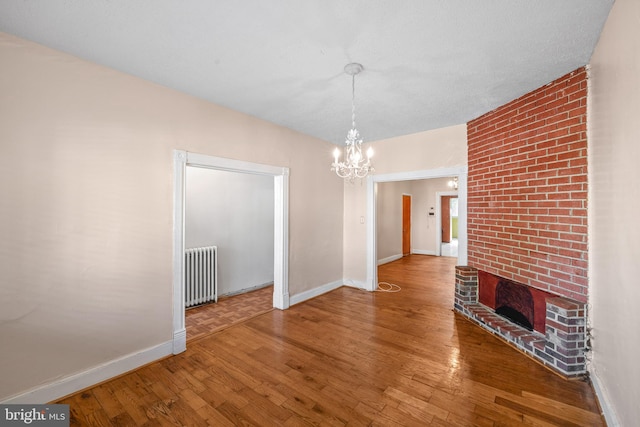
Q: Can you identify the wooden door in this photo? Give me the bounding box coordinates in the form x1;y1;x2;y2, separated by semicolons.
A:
402;195;411;256
441;196;452;243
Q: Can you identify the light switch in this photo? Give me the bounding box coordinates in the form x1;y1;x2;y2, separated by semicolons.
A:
360;216;365;224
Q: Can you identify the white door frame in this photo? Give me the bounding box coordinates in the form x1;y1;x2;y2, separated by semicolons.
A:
366;166;467;292
172;150;290;354
436;191;460;256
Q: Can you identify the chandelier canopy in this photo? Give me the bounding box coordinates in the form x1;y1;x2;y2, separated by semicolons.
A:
331;63;374;181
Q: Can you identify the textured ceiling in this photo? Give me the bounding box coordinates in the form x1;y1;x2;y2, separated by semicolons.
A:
0;1;613;144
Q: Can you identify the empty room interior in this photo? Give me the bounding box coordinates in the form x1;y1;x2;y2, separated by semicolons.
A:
0;1;638;425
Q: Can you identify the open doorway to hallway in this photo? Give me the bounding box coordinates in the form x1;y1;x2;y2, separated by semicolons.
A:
366;167;467;291
375;178;461;264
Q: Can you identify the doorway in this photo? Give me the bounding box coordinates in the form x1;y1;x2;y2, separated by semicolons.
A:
367;168;467;291
185;167;274;300
435;190;459;258
440;195;459;258
172;150;290;354
183;166;275;342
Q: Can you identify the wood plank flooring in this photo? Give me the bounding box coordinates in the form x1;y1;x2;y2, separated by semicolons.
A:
58;255;605;426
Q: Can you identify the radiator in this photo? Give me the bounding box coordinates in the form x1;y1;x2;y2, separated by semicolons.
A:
184;246;218;308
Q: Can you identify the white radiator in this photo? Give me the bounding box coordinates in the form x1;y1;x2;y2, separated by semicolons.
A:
184;246;218;308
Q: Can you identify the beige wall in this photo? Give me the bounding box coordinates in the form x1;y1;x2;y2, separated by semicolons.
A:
343;125;467;283
0;32;343;401
376;181;412;260
410;178;452;254
588;0;640;424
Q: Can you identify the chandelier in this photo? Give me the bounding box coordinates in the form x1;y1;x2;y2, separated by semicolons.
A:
331;63;374;180
448;176;459;190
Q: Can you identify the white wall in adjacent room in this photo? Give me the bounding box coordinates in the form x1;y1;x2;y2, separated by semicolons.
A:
185;167;274;296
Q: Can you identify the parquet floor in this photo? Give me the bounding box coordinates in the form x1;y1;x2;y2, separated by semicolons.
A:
58;255;605;426
185;286;273;342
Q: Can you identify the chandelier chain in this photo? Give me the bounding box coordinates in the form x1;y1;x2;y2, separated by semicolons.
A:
351;74;356;130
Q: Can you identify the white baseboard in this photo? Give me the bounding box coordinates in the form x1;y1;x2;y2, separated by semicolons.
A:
377;254;403;265
343;279;367;290
173;328;186;354
588;366;620;427
377;252;437;265
412;249;436;256
219;281;274;298
1;340;174;404
289;280;343;306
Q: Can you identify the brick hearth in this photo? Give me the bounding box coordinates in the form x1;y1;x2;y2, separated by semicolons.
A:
455;266;587;377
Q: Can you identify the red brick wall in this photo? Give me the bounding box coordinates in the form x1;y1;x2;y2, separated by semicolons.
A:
467;68;588;303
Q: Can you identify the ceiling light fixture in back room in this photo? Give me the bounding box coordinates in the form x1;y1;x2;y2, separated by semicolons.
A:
331;63;374;181
448;176;459;190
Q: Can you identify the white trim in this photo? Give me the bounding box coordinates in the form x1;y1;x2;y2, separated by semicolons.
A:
344;280;367;289
366;177;377;292
289;280;343;306
273;173;290;310
219;281;273;298
172;151;187;354
589;366;621;427
367;167;468;291
377;254;403;265
412;249;437;256
186;152;284;176
173;151;291;347
0;340;173;404
456;172;468;265
172;328;186;354
436;190;459;257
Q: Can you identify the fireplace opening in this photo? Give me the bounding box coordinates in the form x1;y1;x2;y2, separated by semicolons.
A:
495;306;533;330
495;280;534;331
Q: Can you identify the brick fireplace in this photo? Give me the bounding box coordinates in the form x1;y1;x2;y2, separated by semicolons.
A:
455;68;589;377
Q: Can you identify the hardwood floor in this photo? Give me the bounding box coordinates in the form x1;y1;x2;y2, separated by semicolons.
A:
185;285;273;342
58;255;605;426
